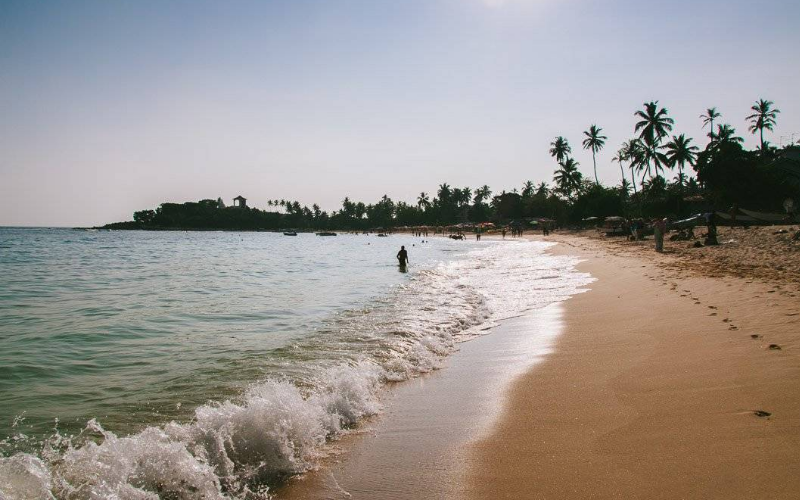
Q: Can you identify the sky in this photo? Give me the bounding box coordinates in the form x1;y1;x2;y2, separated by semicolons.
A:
1;0;799;226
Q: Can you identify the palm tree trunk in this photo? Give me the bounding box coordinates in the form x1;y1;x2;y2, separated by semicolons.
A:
760;127;764;151
593;151;598;184
630;167;638;194
677;163;684;216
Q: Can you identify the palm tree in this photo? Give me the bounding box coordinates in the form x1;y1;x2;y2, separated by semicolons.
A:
417;192;430;209
535;182;549;197
473;185;492;205
461;187;472;206
549;136;572;163
553;158;582;200
700;107;721;141
746;99;780;151
437;183;452;203
612;148;626;187
521;180;535;198
711;124;744;148
621;139;644;194
582;125;607;184
634;101;674;180
664;134;699;188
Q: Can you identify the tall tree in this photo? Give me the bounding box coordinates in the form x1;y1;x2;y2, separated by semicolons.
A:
700;107;721;141
553;158;582;200
623;139;645;194
746;99;780;151
711;124;744;148
417;192;430;209
549;136;572;163
473;185;492;205
521;180;535;198
634;101;674;180
664;134;699;188
612;147;630;192
437;183;452;203
582;124;607;184
461;187;472;206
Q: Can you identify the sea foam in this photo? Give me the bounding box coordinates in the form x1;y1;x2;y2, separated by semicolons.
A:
0;240;591;499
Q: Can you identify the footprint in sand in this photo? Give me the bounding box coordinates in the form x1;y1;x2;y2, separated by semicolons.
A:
753;410;772;418
708;306;717;309
709;312;718;316
769;344;782;350
751;334;761;339
729;325;738;331
723;318;730;323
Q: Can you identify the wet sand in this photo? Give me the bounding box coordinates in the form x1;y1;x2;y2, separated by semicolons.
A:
277;307;568;500
468;234;800;498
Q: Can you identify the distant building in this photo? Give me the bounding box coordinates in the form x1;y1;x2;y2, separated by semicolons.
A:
233;195;247;208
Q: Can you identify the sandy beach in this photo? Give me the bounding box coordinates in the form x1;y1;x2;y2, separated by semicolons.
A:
468;230;800;498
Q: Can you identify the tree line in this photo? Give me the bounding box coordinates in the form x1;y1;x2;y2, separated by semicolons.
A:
106;98;797;231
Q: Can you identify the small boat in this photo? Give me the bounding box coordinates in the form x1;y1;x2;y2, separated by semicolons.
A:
283;231;298;236
316;232;337;236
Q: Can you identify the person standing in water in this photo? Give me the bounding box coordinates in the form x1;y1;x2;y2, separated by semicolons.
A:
397;246;409;266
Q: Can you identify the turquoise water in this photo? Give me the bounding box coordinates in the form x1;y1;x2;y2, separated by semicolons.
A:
0;227;591;498
0;228;469;440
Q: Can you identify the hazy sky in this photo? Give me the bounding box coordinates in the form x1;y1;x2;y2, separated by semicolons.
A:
2;0;799;226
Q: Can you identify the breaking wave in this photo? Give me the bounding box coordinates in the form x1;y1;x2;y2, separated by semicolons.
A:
0;241;591;499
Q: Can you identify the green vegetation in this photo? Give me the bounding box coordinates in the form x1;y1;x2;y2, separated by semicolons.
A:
104;98;799;231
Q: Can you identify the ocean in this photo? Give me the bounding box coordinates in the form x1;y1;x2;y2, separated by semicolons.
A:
0;228;591;498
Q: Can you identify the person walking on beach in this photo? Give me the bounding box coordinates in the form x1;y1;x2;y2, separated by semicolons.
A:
396;246;409;266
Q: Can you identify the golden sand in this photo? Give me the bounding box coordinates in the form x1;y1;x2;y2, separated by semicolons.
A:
468;231;800;499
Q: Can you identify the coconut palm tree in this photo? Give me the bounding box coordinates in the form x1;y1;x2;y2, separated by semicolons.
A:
700;107;721;141
664;134;699;188
417;192;430;209
711;124;744;148
622;139;644;194
535;182;549;197
461;187;472;206
582;125;607;184
549;136;572;163
521;180;535;198
612;145;630;189
473;185;492;205
553;158;582;200
437;183;452;203
746;99;780;151
634;101;674;180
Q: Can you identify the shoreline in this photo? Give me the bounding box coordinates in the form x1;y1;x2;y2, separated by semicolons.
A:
276;306;570;500
467;233;800;498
